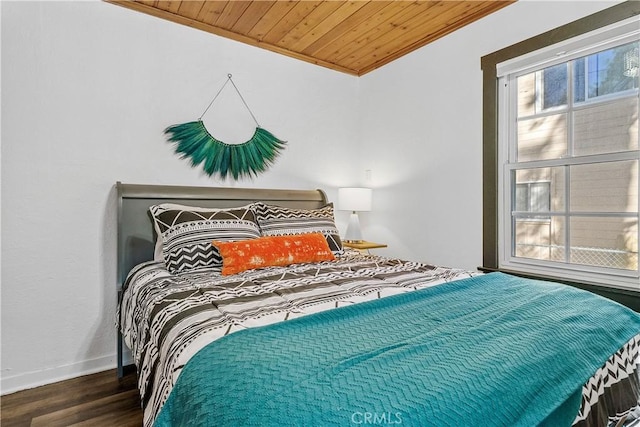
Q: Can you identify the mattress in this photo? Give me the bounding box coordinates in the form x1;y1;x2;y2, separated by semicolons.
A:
118;251;640;427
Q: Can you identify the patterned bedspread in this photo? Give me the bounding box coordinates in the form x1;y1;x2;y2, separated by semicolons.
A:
118;252;640;427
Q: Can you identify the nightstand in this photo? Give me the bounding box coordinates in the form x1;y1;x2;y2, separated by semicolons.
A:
342;241;387;252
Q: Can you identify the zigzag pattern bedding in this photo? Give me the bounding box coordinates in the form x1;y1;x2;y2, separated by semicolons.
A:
118;252;640;427
154;273;640;426
574;335;640;427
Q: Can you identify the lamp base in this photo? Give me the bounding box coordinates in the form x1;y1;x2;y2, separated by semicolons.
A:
344;212;363;242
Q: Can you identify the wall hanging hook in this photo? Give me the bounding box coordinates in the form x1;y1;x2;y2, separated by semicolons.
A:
199;73;260;127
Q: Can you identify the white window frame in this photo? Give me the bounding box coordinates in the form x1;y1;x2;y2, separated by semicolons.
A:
497;17;640;291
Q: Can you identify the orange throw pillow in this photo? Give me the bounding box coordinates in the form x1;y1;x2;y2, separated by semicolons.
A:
213;233;336;275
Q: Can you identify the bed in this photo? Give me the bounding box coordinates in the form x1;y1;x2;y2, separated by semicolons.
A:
116;182;640;427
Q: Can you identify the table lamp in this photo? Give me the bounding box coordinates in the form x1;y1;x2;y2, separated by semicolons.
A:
338;187;372;243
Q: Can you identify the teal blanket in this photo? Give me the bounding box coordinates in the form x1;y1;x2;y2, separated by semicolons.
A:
154;272;640;427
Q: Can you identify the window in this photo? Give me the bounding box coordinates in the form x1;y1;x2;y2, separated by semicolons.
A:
487;11;640;291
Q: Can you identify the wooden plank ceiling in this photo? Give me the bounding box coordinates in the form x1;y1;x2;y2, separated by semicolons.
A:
107;1;515;76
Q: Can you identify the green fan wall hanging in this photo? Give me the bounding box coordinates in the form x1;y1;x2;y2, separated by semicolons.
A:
164;74;286;180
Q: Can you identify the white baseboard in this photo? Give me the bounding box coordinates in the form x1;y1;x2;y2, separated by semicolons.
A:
0;351;133;395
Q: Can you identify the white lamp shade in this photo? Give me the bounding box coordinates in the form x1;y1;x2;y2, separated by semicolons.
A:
338;187;372;212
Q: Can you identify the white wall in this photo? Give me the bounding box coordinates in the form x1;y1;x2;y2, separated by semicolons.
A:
1;0;359;393
357;0;623;269
1;0;623;393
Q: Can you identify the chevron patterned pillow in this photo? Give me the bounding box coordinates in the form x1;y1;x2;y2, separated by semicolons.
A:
251;202;343;254
150;204;261;274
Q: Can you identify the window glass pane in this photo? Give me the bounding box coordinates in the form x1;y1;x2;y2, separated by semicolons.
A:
517;65;569;117
517;114;567;161
542;64;568;109
515;168;565;211
514;216;565;262
517;73;536;117
514;182;550;212
515;184;528;211
624;44;639;79
573;97;639;156
574;41;639;102
570;160;639;213
574;59;586;103
569;217;638;271
530;182;550;212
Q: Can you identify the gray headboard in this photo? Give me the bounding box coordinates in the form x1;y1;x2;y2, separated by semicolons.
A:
115;181;329;289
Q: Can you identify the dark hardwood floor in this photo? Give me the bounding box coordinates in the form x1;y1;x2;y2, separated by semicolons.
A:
1;366;142;426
